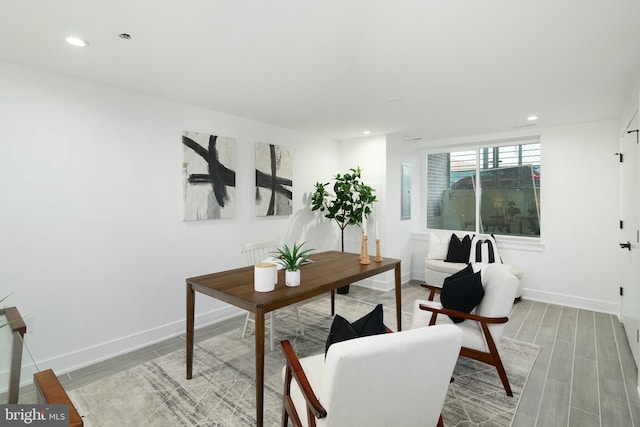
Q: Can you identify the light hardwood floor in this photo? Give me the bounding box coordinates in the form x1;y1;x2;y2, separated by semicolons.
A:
58;281;640;426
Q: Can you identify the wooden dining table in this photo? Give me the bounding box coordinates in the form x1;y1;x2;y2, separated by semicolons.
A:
185;250;402;426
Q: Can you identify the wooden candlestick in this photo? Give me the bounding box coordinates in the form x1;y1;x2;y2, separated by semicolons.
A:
374;239;383;263
359;228;365;260
360;235;371;264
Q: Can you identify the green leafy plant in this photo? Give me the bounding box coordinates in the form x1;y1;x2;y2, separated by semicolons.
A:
272;242;314;272
311;166;377;252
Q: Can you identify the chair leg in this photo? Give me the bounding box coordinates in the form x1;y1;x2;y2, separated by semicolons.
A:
294;304;305;336
437;414;444;427
493;351;513;397
481;322;513;397
246;309;304;352
242;312;251;338
270;312;275;352
243;312;273;352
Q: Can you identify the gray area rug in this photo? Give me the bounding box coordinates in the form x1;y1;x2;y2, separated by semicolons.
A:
68;296;539;426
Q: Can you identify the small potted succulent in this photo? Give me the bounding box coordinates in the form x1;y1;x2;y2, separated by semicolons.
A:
272;242;314;286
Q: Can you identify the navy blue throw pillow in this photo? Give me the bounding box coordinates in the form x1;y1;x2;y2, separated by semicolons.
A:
445;233;472;263
325;304;386;354
440;270;484;323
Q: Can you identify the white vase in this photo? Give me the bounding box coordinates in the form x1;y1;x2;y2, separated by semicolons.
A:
285;270;301;287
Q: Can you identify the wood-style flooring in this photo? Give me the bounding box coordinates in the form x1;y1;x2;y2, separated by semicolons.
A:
58;281;640;426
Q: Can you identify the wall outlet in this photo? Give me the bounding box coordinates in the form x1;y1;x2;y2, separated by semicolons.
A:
23;314;34;334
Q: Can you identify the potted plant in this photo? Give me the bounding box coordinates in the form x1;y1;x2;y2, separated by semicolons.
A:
272;242;314;287
311;166;377;293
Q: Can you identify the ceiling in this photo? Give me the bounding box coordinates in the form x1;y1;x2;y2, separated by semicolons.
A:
2;0;640;142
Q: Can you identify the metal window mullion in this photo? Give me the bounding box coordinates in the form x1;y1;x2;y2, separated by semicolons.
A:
476;148;482;234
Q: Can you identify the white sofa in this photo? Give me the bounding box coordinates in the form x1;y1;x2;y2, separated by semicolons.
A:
425;233;523;299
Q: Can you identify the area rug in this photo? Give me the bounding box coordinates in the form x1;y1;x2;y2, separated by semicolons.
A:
68;296;539;426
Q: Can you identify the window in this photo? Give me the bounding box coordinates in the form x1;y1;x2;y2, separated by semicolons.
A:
427;142;541;237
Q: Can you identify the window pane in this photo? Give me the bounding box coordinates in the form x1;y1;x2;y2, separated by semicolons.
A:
427;151;477;231
479;144;541;236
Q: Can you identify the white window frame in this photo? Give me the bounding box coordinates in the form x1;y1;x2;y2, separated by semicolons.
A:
422;136;543;251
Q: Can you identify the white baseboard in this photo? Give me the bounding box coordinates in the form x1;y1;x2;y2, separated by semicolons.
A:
413;271;618;314
353;272;411;292
39;305;243;377
412;269;425;282
33;282;619;381
522;288;619;315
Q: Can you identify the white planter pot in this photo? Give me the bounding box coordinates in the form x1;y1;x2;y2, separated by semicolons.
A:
285;270;301;287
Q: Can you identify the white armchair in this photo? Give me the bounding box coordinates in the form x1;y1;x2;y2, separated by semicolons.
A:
411;262;519;396
280;324;462;427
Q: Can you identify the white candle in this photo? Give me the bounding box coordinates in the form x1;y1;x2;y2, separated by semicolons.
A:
375;217;379;240
363;220;367;236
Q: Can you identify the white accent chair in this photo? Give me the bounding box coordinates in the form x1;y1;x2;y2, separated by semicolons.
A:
411;262;519;396
280;325;462;427
241;240;304;351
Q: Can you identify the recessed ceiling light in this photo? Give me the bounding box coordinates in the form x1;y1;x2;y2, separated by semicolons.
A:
363;130;371;135
527;115;538;121
65;36;89;47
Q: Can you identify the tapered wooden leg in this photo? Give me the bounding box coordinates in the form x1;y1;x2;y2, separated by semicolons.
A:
255;307;265;426
395;264;402;331
186;283;195;379
494;356;513;397
330;290;335;315
282;367;291;427
481;322;513;397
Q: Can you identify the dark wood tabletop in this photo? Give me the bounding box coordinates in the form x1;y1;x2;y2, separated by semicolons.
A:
186;250;401;312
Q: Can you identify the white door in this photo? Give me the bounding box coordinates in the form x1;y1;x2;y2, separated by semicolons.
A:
620;109;640;367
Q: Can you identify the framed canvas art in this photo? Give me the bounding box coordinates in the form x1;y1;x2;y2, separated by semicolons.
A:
182;131;236;220
255;142;292;216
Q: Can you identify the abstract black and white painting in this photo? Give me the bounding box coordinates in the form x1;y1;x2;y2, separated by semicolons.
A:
255;142;292;216
182;131;236;220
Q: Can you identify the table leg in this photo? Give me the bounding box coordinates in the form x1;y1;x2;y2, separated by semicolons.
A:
186;283;195;379
330;289;335;315
255;307;265;427
395;264;402;331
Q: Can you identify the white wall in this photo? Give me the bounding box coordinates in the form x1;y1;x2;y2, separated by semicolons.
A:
0;58;630;376
0;61;339;373
410;120;622;314
334;136;395;289
384;137;421;286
